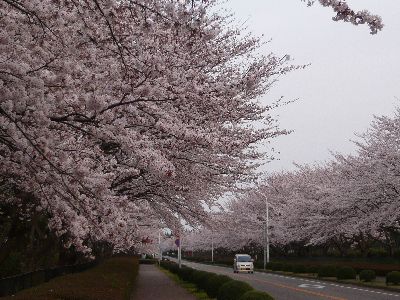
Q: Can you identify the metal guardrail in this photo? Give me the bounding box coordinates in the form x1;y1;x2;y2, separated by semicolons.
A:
0;260;98;297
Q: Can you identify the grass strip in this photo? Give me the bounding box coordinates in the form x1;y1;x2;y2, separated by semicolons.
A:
2;257;139;300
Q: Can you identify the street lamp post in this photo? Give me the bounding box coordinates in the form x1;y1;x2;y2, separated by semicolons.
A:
211;234;214;263
266;198;270;265
262;219;266;270
158;231;162;266
178;235;182;268
259;197;270;270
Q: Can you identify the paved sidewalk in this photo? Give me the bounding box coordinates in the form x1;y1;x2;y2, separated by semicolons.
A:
131;264;197;300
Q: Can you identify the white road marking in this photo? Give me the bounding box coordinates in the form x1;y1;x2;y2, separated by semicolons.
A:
264;272;400;297
298;283;325;289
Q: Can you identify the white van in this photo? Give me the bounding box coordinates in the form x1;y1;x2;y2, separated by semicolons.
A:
233;254;254;273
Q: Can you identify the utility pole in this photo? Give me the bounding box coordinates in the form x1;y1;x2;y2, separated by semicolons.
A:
266;198;270;264
158;231;162;266
176;217;182;269
261;196;270;270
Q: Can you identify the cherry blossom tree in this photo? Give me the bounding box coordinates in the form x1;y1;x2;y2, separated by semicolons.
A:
0;0;295;253
196;107;400;256
303;0;383;34
1;0;384;258
337;110;400;253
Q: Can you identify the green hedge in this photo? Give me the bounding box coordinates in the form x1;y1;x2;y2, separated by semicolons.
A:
282;264;293;272
191;270;213;290
160;261;275;300
240;290;275;300
336;266;356;280
386;271;400;285
0;253;22;278
178;266;194;281
139;258;158;264
160;261;179;274
218;280;253;300
292;264;307;274
270;263;283;271
359;270;376;282
205;274;232;298
306;265;319;274
317;265;337;277
367;248;388;258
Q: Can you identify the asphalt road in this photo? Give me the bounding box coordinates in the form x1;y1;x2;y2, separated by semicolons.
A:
170;258;400;300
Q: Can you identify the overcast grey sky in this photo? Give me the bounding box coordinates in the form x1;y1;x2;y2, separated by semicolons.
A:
224;0;400;172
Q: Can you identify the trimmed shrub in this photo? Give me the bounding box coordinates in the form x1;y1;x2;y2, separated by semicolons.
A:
282;264;293;272
336;266;356;280
159;261;168;270
270;263;283;271
0;253;22;278
292;264;307;274
218;280;253;300
254;261;263;269
359;270;376;282
172;266;181;274
205;274;232;298
327;248;341;257
196;271;215;290
347;249;362;258
178;267;194;281
374;268;396;277
162;262;179;274
202;273;217;293
190;270;209;287
139;258;157;264
317;265;337;277
240;290;274;300
386;271;400;285
305;265;319;274
367;247;388;258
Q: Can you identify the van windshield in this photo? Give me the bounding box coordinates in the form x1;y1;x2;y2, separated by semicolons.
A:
237;255;252;262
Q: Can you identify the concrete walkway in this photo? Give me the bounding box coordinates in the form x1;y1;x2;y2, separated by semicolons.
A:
131;264;197;300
